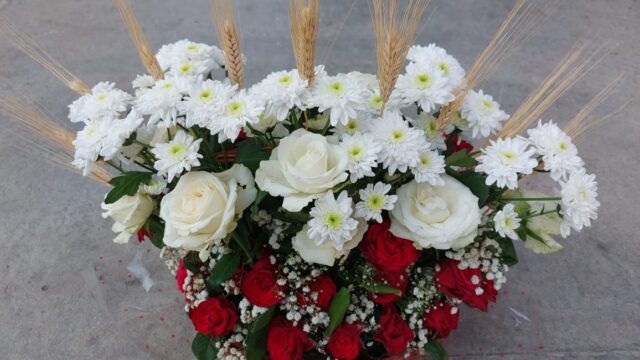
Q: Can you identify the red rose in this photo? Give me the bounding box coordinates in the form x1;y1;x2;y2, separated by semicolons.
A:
296;275;336;310
374;305;414;355
189;297;237;337
436;259;497;311
369;271;409;305
267;316;313;360
447;134;473;155
327;323;362;360
241;257;283;307
360;220;419;273
176;259;188;293
423;301;459;338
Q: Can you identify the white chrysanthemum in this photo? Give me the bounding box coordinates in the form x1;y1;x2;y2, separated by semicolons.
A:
252;69;307;121
493;204;521;240
308;191;359;251
156;39;224;76
340;133;382;182
307;73;368;126
355;182;398;223
407;44;465;89
527;120;584;181
151;130;203;182
68;82;132;123
139;175;168;195
371;111;429;175
100;110;145;158
476;137;538;189
393;61;455;112
461;90;509;138
334;113;371;136
132;74;155;96
180;79;236;128
208;90;264;142
410;112;446;150
559;170;599;238
412;150;445;185
135;77;191;127
72;119;112;175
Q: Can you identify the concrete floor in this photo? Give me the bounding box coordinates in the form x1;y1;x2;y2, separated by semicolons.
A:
0;0;639;359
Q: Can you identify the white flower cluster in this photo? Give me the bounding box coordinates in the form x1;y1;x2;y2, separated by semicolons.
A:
181;266;209;312
445;238;509;290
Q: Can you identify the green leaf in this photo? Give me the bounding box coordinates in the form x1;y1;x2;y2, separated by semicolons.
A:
424;340;448;360
183;253;202;274
326;288;351;335
245;307;277;360
206;252;241;292
191;332;217;360
104;171;153;204
235;140;269;172
145;216;165;249
362;282;402;297
451;171;489;206
495;236;519;266
445;150;478;167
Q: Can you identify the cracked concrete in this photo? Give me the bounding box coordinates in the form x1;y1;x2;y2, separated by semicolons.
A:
0;0;639;359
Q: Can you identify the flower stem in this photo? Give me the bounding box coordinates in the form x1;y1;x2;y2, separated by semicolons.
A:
521;209;559;220
502;197;561;202
105;160;125;174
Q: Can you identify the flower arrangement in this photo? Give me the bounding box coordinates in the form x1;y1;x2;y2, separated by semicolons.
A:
0;0;627;359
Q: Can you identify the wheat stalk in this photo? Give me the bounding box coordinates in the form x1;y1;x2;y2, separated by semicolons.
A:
0;97;112;184
438;0;547;129
565;74;631;141
493;41;608;140
210;0;244;87
290;0;319;83
0;15;91;95
113;0;164;80
371;0;429;110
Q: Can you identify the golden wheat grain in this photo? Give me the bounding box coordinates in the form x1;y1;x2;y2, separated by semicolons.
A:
210;0;244;87
290;0;319;83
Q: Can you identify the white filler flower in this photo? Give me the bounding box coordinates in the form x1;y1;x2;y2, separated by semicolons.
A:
151;130;203;182
461;90;509;138
559;170;599;237
476;137;538;189
307;191;359;251
355;182;398;223
527;120;584;181
493;203;521;240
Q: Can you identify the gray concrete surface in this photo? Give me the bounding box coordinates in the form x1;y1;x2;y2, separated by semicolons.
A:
0;0;639;359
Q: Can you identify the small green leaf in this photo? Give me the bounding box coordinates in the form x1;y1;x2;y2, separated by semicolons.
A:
235;140;270;172
191;332;218;360
424;340;448;360
145;216;165;249
105;171;153;204
206;252;241;292
495;236;519;266
362;282;402;297
452;171;489;206
245;307;277;360
327;288;351;335
445;150;478;167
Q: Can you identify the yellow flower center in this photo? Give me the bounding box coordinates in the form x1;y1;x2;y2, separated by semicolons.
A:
186;44;198;51
439;62;450;75
179;64;192;73
366;194;384;210
416;73;432;87
168;143;186;156
324;212;343;230
349;146;363;158
329;82;343;94
391;130;405;142
278;75;292;85
199;89;213;101
420;155;431;166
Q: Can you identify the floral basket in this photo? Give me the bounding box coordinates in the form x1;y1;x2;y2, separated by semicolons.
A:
0;0;617;359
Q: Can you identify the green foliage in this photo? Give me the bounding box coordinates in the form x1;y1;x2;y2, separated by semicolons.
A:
451;171;489;206
361;282;402;297
104;171;153;204
144;216;165;249
191;332;217;360
245;307;277;360
235;140;270;172
326;288;351;335
445;150;478;167
495;236;519;266
423;340;448;360
206;252;241;293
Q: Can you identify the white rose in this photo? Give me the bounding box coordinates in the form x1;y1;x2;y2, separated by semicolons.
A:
101;192;154;244
390;175;481;250
292;220;367;266
255;129;349;211
160;165;256;255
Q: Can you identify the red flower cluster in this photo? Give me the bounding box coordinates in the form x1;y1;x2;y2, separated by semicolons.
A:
176;259;187;293
189;297;238;337
267;316;313;360
327;323;363;360
436;259;497;311
360;220;419;273
241;257;284;307
296;274;336;310
374;305;415;355
423;301;459;338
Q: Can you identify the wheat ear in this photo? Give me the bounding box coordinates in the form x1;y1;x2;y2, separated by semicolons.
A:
210;0;244;87
290;0;319;84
